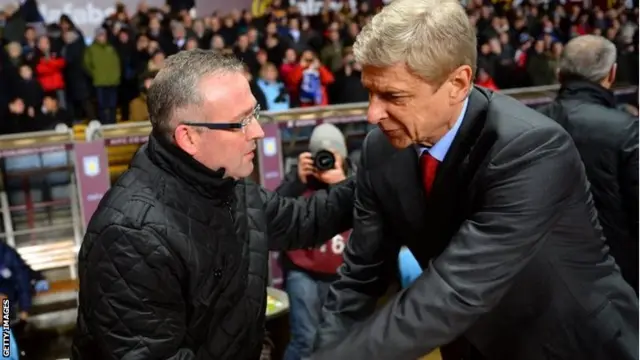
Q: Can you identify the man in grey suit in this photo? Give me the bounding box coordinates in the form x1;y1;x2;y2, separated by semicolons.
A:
311;0;639;359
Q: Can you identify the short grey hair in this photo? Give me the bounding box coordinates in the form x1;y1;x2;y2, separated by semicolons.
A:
147;49;244;137
353;0;477;84
559;35;617;83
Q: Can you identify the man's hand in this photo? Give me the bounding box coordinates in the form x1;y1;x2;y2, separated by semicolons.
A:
19;311;28;321
316;151;346;185
298;152;315;184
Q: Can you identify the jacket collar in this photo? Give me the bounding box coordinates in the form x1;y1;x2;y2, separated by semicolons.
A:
145;130;237;201
557;78;617;109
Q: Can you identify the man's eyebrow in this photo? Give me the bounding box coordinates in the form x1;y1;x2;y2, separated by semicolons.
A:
235;103;257;121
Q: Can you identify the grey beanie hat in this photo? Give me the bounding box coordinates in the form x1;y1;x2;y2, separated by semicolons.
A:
308;123;348;159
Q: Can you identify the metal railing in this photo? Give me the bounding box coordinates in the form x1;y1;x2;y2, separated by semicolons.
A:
0;127;82;279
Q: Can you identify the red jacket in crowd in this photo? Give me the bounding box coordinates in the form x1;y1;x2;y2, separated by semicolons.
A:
34;54;66;92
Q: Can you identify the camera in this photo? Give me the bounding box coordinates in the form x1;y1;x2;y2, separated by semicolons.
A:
312;149;336;171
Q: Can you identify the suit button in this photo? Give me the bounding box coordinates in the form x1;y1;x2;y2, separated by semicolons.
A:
214;269;223;278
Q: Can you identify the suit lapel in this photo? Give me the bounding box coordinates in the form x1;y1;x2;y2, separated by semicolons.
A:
416;88;490;261
381;146;429;237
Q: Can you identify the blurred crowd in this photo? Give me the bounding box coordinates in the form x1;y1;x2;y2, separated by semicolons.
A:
0;0;638;135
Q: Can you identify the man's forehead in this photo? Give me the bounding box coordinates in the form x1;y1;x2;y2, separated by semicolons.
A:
200;73;254;119
362;64;418;92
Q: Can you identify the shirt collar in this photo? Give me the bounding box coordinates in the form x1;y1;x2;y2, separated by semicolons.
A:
416;97;469;161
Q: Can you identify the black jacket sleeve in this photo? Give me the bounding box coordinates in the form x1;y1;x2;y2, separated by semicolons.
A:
274;166;307;198
313;135;400;350
262;176;355;251
83;225;198;359
619;117;639;240
311;126;581;359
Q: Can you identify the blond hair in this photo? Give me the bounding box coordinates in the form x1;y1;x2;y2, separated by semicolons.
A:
353;0;477;84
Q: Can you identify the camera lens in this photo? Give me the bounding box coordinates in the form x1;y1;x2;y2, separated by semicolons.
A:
313;149;335;171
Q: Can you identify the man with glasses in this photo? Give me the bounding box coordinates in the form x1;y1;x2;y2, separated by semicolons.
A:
71;49;355;360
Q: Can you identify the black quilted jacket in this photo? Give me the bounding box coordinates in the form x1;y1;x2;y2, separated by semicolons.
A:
71;133;354;360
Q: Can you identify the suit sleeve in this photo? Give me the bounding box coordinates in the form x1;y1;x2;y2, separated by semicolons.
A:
311;126;582;360
618;118;638;238
313;136;401;350
262;177;355;250
83;225;197;360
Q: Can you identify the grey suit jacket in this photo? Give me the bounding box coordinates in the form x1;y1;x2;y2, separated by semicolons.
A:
312;87;639;360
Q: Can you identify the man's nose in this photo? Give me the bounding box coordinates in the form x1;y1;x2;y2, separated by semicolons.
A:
246;117;265;140
367;96;386;125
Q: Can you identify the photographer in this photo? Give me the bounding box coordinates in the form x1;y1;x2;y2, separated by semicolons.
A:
275;123;358;360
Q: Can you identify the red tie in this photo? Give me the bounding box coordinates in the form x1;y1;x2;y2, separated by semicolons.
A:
421;152;439;195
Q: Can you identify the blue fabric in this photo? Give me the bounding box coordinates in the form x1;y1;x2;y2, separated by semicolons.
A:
299;69;322;105
0;329;19;360
284;270;331;360
257;79;290;112
416;97;469;161
0;243;33;313
398;247;423;288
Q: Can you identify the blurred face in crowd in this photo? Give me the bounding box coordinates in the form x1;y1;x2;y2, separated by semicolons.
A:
499;32;510;45
480;43;491;55
328;29;340;43
118;31;129;43
362;62;472;149
7;42;21;58
257;51;268;65
605;28;615;39
19;65;32;79
193;20;204;34
152;52;165;67
185;38;199;50
148;40;160;53
149;18;160;32
223;16;234;28
551;42;563;57
266;22;277;35
43;96;57;111
301;18;310;31
174;72;265;178
534;40;545;53
348;22;359;37
289;18;299;30
173;25;186;39
237;34;249;49
210;17;220;31
24;27;35;42
284;48;297;63
37;36;50;53
137;35;149;50
261;64;279;82
300;50;315;68
96;32;107;44
9;98;25;114
477;68;489;82
211;35;225;50
247;28;258;43
243;11;253;24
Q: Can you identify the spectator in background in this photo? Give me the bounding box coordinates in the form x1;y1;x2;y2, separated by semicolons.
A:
15;64;42;111
37;94;72;129
320;27;343;73
84;28;121;124
0;232;34;324
539;35;639;294
475;67;499;90
114;29;137;122
330;48;368;104
61;22;93;121
32;35;66;108
129;70;157;122
290;50;334;107
257;62;290;111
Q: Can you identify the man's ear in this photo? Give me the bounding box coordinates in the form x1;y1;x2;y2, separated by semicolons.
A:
174;125;198;155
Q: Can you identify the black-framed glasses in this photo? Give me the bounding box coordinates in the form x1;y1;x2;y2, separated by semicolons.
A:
181;104;261;133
